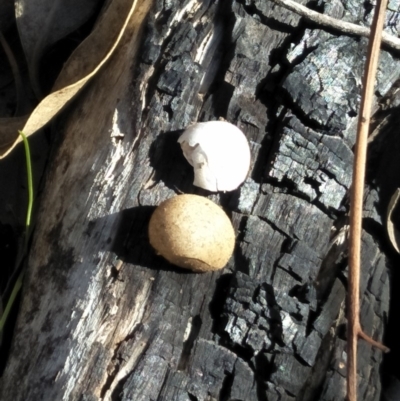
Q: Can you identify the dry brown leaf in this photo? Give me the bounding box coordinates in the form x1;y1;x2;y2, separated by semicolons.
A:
53;0;136;91
15;0;100;97
387;188;400;253
0;0;139;160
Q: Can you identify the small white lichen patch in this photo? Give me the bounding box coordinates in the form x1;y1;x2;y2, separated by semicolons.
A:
178;121;251;192
238;178;259;214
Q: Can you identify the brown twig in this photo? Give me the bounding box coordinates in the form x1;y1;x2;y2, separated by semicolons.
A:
270;0;400;51
347;1;390;401
270;0;392;400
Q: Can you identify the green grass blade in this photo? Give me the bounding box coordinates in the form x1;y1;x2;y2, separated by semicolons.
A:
0;272;24;331
0;131;33;333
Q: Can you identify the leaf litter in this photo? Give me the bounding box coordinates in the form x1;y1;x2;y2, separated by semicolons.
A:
15;0;101;97
0;0;140;159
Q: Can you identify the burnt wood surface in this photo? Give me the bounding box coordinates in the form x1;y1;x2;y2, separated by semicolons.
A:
1;1;400;400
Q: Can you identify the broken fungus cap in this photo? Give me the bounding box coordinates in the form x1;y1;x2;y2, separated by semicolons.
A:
178;121;251;192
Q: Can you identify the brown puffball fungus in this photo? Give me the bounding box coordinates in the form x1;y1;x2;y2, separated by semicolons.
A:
148;194;235;272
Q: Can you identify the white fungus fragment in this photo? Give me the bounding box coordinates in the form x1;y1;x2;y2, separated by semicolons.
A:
178;121;251;191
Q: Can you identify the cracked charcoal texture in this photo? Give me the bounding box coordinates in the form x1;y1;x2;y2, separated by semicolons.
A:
0;0;398;400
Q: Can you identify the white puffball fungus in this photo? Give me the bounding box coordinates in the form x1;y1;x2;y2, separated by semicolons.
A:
178;121;251;192
148;194;235;272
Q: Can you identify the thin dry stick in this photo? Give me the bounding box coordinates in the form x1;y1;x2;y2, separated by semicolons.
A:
348;1;390;401
270;0;400;51
270;0;392;399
